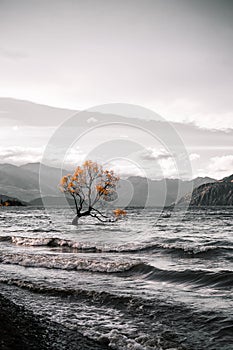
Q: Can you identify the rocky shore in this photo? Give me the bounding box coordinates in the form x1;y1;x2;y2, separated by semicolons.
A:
0;293;109;350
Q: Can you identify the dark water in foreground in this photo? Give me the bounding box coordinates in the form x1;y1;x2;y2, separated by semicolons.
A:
0;207;232;350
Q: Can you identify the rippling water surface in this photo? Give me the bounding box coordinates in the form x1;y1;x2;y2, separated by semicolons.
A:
0;207;232;349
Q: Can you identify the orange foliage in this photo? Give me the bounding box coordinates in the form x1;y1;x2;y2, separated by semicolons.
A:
59;160;126;222
96;185;110;195
113;208;127;218
59;160;119;199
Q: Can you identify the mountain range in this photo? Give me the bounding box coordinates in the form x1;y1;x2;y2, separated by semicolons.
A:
0;162;216;207
0;98;232;208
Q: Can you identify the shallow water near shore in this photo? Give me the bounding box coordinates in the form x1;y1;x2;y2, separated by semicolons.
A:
0;207;233;349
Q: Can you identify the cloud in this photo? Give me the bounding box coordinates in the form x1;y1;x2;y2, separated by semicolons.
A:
154;100;233;131
105;159;145;178
189;153;200;161
190;112;233;131
105;150;180;179
195;155;233;179
62;146;86;168
140;147;172;161
87;117;98;123
140;148;189;179
0;145;87;169
207;155;233;178
156;157;179;179
0;146;44;165
0;0;233;133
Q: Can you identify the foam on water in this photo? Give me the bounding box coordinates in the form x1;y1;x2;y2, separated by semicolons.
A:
0;252;142;273
8;235;233;257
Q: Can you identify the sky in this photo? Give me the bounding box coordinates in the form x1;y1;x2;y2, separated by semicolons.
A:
0;0;233;179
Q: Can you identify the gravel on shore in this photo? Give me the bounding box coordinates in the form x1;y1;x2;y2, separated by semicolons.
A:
0;293;110;350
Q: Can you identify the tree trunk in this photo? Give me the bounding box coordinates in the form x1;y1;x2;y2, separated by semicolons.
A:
72;216;79;225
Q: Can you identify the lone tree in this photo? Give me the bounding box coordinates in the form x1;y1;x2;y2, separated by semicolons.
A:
59;160;126;224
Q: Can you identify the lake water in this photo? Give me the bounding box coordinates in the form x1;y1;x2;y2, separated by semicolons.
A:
0;207;232;350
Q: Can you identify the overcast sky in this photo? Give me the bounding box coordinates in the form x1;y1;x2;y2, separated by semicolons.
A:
0;0;233;178
1;0;233;128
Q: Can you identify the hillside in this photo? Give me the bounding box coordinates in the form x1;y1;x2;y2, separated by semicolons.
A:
28;196;75;207
117;176;216;207
178;174;233;206
0;162;217;207
0;163;68;202
0;194;25;206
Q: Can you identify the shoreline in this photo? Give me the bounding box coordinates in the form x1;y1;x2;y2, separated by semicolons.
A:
0;293;109;350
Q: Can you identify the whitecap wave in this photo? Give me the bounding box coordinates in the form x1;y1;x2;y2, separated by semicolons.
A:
0;252;141;273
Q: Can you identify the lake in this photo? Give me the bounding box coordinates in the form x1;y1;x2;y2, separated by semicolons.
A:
0;207;232;350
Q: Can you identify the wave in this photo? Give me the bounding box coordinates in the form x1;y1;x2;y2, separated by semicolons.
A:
0;277;133;306
0;236;12;242
149;243;233;257
0;278;231;350
0;252;141;273
8;236;233;258
128;264;233;289
27;228;61;233
0;248;232;289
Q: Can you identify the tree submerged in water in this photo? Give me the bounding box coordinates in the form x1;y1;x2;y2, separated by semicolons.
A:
59;160;126;225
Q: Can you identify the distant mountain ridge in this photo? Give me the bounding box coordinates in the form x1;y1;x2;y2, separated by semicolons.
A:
178;174;233;206
0;163;68;202
28;196;75;207
0;194;25;206
0;162;217;207
119;175;216;207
